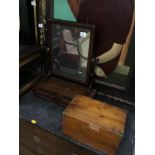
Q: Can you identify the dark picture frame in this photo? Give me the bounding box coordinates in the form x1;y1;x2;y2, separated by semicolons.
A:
47;19;95;85
94;28;135;106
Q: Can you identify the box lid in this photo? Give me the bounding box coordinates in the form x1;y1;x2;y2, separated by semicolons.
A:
63;95;127;136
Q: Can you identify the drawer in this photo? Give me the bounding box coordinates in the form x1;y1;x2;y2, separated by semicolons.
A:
20;119;95;155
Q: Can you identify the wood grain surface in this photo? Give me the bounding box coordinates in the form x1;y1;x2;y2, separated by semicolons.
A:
33;77;91;106
20;119;95;155
63;95;127;154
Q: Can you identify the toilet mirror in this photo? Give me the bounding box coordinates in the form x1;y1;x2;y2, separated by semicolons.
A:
48;20;95;85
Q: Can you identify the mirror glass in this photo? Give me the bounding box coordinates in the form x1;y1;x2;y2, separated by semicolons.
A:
96;28;135;91
50;23;92;84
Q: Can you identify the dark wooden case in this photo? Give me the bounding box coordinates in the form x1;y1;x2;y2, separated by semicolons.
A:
33;77;96;107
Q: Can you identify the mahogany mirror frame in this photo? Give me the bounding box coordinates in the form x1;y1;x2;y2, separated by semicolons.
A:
47;19;95;86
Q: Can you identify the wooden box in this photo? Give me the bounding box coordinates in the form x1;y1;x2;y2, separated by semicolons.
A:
33;77;96;107
63;95;127;155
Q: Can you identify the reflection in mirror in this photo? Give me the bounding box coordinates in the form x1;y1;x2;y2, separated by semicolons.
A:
94;11;135;91
50;22;93;84
98;26;135;90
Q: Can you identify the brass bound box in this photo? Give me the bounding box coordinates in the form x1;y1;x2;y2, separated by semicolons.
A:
33;77;94;106
63;95;127;155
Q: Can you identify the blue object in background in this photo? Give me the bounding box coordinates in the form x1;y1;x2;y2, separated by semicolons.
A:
54;0;76;22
